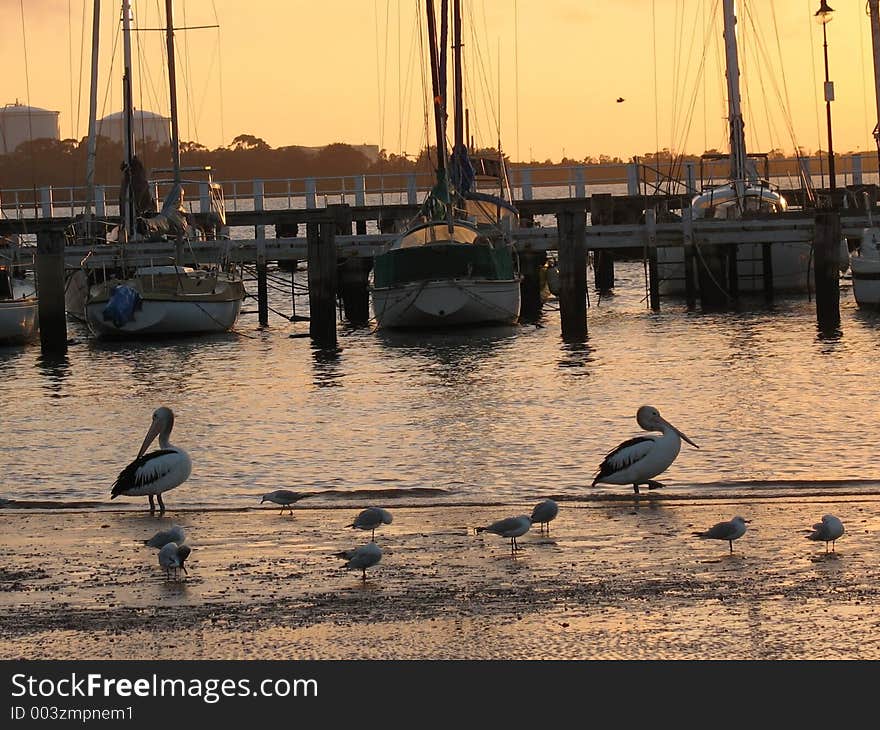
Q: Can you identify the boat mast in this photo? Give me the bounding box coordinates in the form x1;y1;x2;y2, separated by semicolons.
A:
868;0;880;170
425;0;447;183
164;0;181;187
121;0;136;238
85;0;100;215
722;0;747;185
452;0;463;152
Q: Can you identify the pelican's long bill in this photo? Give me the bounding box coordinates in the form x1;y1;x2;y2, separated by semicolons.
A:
665;418;699;448
137;417;163;458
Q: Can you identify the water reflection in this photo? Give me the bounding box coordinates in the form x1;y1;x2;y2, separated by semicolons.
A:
36;351;71;398
311;344;343;388
557;339;593;373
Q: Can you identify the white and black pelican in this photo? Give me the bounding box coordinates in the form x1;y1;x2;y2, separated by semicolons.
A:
158;541;191;580
348;507;393;541
336;542;382;582
261;489;306;516
531;499;559;535
693;515;749;553
592;406;698;495
475;515;532;554
805;514;845;553
111;407;192;514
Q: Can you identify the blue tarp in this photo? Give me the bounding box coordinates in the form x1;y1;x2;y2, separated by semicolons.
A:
102;285;142;327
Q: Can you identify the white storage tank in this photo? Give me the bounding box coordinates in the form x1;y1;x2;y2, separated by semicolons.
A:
97;108;170;147
0;101;60;154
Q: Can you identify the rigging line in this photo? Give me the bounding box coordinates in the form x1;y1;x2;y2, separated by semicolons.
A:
769;0;802;154
745;5;789;156
400;7;421;159
514;0;519;163
417;0;434;172
211;0;225;147
860;0;870;154
807;0;823;181
18;0;37;205
702;0;707;154
652;0;660;165
75;0;89;148
182;0;201;145
398;0;402;155
669;1;707;185
374;0;385;161
68;0;74;140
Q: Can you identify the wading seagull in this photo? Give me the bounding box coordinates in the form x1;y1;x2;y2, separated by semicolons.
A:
336;542;382;582
260;489;306;516
144;524;185;549
158;541;191;580
111;407;192;514
348;507;393;541
592;405;698;495
475;515;532;554
805;514;845;553
693;516;749;554
531;499;559;535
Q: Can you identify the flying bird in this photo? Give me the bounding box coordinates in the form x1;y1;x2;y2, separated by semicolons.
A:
348;507;393;541
531;499;559;535
158;541;191;580
475;515;532;554
336;542;382;582
592;406;698;494
805;514;845;553
111;407;192;514
144;524;185;549
261;489;306;516
616;97;625;103
693;515;749;553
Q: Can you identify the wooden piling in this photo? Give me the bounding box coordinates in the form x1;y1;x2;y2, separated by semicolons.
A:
814;211;841;332
727;244;739;302
682;207;697;309
762;243;774;303
518;249;547;323
308;219;338;346
556;208;588;342
645;208;660;311
256;237;268;327
35;229;67;355
591;193;615;292
695;240;729;309
329;204;370;327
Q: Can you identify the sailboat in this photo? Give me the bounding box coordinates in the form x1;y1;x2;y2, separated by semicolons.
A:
0;238;37;344
75;0;244;337
370;0;521;329
656;0;812;296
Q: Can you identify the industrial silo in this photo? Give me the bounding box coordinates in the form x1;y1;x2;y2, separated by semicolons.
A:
0;101;60;154
97;108;171;147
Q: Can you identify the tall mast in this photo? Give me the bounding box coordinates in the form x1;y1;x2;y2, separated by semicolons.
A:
121;0;135;237
85;0;100;214
164;0;181;186
722;0;746;183
425;0;447;179
452;0;463;151
869;0;880;169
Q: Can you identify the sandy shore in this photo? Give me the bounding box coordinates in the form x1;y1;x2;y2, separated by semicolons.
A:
2;494;880;659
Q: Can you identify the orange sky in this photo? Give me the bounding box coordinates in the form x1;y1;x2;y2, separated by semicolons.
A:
1;0;877;163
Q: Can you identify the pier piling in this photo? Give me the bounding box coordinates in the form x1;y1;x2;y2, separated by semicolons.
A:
814;211;841;332
331;204;371;327
308;219;339;347
518;250;547;322
556;208;588;342
35;229;67;355
591;194;615;292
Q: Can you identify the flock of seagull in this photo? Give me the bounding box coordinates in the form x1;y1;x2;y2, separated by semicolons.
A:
112;404;847;582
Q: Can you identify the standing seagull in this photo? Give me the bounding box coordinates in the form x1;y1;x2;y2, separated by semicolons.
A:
805;514;845;553
336;542;382;582
531;499;559;535
261;490;306;516
592;406;698;495
111;407;192;514
348;507;393;541
475;515;532;555
693;515;749;554
158;541;191;580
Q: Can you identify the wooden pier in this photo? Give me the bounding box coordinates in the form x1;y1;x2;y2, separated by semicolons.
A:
1;187;876;353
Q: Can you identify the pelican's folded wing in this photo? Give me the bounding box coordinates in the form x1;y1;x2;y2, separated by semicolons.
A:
593;437;655;483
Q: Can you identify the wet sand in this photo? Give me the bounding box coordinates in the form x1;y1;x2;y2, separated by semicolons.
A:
2;494;880;659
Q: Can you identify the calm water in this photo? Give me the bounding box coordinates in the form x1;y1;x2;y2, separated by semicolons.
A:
2;261;880;510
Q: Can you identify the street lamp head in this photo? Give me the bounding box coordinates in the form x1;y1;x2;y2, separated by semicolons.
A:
815;0;834;24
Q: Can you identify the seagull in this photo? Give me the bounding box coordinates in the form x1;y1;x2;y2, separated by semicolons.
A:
592;406;698;494
531;499;559;535
805;514;845;553
144;524;185;548
693;515;749;553
336;542;382;582
261;489;306;516
111;407;192;514
158;541;191;580
348;507;393;541
475;515;532;554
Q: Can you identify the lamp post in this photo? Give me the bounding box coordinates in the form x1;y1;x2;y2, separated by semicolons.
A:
815;1;836;197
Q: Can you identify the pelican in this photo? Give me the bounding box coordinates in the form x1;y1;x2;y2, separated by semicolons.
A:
348;507;393;541
531;499;559;535
111;407;192;514
261;489;306;516
693;515;749;553
805;514;845;553
144;524;185;549
592;406;698;495
475;515;532;554
336;542;382;582
158;541;191;580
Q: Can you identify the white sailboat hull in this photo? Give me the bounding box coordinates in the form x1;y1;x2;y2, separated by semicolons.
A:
851;228;880;308
0;297;38;343
372;278;520;328
86;297;242;337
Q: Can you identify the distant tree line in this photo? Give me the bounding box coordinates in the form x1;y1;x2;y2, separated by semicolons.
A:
0;132;862;194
